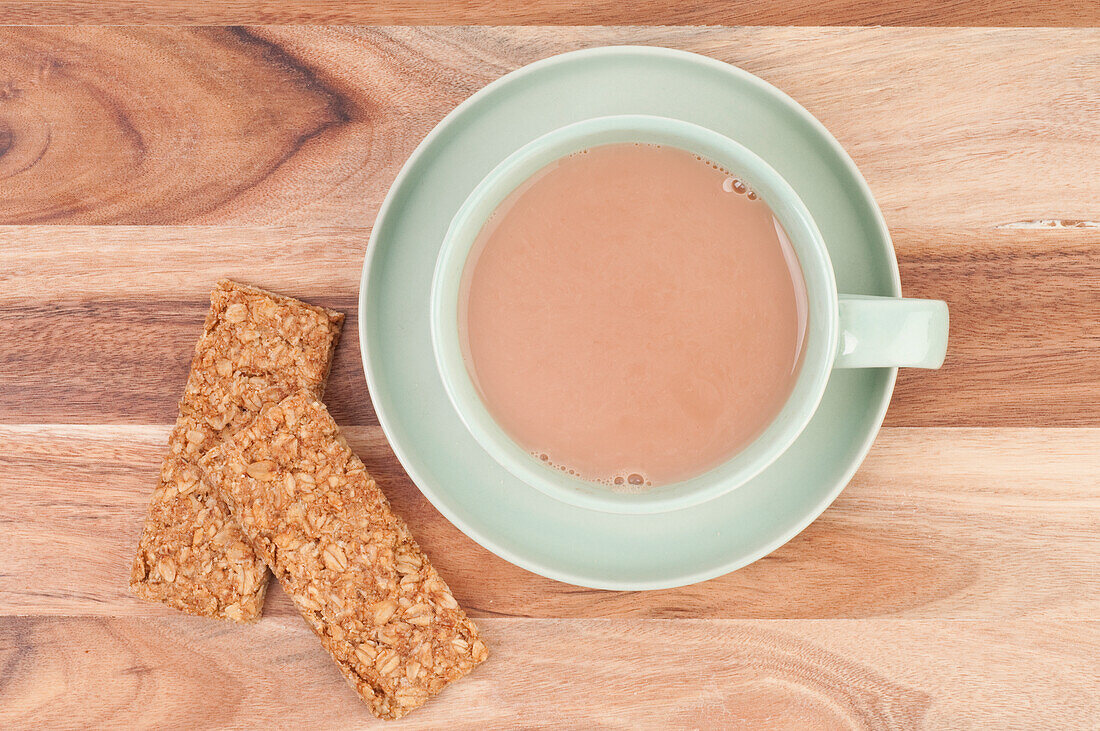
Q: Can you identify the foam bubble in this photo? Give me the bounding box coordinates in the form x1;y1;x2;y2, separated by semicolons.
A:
530;452;654;492
723;177;748;195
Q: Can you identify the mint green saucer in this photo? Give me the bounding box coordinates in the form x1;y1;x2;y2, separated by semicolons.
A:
359;46;900;590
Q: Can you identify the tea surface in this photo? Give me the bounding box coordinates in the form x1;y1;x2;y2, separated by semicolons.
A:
460;143;808;487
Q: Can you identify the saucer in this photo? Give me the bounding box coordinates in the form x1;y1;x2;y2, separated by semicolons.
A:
359;46;899;590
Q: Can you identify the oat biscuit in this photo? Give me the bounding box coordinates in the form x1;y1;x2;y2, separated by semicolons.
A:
130;281;344;622
199;390;487;719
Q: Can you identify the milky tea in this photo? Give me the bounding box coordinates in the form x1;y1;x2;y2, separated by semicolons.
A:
458;143;808;489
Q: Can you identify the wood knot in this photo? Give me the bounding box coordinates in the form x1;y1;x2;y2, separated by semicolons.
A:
0;122;12;158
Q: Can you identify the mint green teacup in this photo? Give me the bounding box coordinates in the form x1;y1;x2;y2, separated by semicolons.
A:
430;114;947;515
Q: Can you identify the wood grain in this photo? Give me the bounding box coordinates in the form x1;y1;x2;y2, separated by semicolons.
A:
890;228;1100;427
1;226;1096;427
2;0;1098;26
0;29;349;224
2;425;1096;620
2;27;1098;229
2;617;1097;728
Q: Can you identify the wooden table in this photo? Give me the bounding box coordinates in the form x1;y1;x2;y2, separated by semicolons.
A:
2;19;1098;729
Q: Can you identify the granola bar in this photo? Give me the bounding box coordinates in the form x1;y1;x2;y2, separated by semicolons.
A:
130;281;344;622
198;390;487;719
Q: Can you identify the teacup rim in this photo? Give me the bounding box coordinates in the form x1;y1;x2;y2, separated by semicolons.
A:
430;113;839;514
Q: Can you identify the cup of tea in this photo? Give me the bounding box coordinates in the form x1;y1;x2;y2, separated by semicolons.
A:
430;114;947;514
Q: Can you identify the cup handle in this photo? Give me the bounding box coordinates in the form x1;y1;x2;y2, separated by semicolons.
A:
834;294;949;369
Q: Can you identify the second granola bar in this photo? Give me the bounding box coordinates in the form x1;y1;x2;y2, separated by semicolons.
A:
199;390;487;719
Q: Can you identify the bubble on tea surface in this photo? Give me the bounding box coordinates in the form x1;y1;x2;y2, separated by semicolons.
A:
539;453;549;461
627;473;645;486
723;177;748;194
613;476;624;485
746;190;758;200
